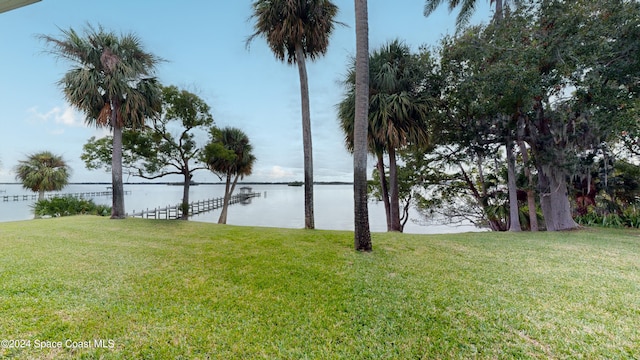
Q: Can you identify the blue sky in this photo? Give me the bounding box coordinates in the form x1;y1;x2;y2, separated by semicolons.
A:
0;0;490;183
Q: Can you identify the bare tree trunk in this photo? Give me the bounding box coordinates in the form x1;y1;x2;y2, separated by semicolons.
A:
295;45;314;230
388;146;402;232
518;140;538;231
400;193;412;232
180;171;190;220
376;152;391;231
506;140;522;231
531;98;577;231
353;0;372;251
537;165;579;231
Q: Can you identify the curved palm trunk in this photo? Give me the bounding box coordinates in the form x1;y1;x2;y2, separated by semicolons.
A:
295;45;315;230
111;101;126;219
388;146;402;232
376;152;392;231
218;172;240;224
354;0;372;251
506;140;522;231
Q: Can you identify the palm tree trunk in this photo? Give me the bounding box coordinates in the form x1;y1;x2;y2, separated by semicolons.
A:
295;44;315;230
110;99;126;219
388;146;401;232
353;0;372;251
219;173;241;224
218;173;232;224
506;140;522;231
38;189;45;202
494;0;504;22
376;152;391;231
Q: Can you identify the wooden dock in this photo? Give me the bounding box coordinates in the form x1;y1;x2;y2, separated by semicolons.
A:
127;192;260;220
1;190;131;202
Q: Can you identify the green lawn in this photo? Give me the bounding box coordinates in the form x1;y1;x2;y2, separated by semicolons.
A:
0;216;638;359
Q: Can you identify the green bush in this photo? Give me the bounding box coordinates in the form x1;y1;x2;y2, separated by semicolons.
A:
576;206;640;229
33;196;111;217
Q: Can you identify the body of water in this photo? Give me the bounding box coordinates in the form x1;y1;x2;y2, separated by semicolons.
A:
0;183;479;234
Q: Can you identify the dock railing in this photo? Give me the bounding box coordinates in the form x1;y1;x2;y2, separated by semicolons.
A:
127;192;260;220
1;190;131;202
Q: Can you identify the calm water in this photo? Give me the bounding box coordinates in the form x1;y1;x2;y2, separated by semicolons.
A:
0;183;479;234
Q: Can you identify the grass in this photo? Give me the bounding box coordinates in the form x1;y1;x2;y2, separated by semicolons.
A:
0;216;639;359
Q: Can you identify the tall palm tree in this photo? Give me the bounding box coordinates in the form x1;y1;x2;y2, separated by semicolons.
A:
248;0;340;230
353;0;372;250
15;151;70;202
340;40;431;232
339;67;392;232
204;127;256;225
41;25;162;219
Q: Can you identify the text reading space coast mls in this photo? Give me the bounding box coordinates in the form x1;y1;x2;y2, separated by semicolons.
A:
1;339;115;349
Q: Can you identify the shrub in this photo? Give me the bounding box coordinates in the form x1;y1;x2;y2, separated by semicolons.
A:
33;196;111;217
576;206;640;229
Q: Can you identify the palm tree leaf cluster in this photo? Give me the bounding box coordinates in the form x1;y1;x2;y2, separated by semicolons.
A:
424;0;523;28
204;127;256;179
203;127;256;224
40;25;162;129
248;0;339;63
14;151;70;201
339;40;433;153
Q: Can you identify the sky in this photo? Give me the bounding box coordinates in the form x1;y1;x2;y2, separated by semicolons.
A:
0;0;491;183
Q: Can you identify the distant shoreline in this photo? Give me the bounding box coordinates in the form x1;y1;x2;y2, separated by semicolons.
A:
0;181;354;186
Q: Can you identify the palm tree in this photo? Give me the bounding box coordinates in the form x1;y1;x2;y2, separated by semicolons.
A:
353;0;372;250
424;0;522;27
41;25;162;219
248;0;340;230
15;151;70;202
340;40;431;232
339;68;392;232
203;127;256;224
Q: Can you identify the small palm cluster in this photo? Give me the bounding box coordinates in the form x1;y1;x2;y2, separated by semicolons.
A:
14;151;70;202
203;127;256;224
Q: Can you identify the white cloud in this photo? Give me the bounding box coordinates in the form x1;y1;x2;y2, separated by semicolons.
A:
268;165;295;179
27;105;85;128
